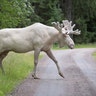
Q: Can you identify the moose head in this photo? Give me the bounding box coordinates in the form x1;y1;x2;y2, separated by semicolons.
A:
52;20;81;49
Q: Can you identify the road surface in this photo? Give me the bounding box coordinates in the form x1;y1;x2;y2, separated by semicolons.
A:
9;48;96;96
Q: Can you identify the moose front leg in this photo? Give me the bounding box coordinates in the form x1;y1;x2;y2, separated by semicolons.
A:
45;50;64;78
32;49;40;79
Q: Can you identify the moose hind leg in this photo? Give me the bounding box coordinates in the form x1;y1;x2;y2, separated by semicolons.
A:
32;49;40;79
45;50;64;78
0;51;9;74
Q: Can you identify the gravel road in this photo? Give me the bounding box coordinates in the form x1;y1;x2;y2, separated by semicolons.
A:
9;48;96;96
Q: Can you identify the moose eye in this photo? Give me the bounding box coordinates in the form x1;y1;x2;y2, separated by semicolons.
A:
63;34;67;37
66;32;68;34
65;28;67;30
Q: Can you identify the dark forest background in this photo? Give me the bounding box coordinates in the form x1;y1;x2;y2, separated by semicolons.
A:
0;0;96;43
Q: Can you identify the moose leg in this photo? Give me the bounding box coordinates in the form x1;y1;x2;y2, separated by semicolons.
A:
0;51;9;74
32;49;40;79
45;50;64;78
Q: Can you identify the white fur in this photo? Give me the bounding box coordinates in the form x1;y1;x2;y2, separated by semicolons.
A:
0;22;75;78
0;23;74;53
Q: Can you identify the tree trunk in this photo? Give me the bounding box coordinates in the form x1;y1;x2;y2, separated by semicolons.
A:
65;0;72;21
60;0;73;21
59;0;74;38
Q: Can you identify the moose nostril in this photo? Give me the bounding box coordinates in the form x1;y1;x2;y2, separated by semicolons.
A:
70;44;74;49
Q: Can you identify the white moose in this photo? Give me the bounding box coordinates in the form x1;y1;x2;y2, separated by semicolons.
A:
0;20;80;79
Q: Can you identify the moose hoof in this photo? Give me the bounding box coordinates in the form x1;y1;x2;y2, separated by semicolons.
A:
34;76;40;79
59;72;64;78
32;74;40;79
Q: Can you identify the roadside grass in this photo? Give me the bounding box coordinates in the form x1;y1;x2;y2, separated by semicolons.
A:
75;43;96;48
0;43;96;96
93;52;96;58
0;52;35;96
53;43;96;50
53;43;96;60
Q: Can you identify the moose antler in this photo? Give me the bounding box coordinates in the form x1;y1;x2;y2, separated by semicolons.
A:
52;20;81;35
62;20;81;35
72;29;81;35
52;22;61;32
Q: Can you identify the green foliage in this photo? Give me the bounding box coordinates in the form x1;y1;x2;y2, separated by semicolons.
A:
0;0;96;43
0;0;34;28
0;0;19;28
47;5;64;25
30;0;64;25
0;52;34;96
74;18;87;43
73;0;96;43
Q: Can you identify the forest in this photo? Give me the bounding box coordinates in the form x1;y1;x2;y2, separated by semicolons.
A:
0;0;96;43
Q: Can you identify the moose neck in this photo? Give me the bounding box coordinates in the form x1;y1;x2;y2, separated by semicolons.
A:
45;33;60;46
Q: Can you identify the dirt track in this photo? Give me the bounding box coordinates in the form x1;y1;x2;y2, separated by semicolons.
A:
9;48;96;96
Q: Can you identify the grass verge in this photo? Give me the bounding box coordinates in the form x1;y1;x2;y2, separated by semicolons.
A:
75;43;96;48
0;52;35;96
0;43;96;96
53;43;96;50
93;52;96;59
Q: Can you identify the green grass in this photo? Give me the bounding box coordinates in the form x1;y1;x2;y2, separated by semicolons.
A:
53;43;96;50
0;43;96;96
93;52;96;58
75;43;96;48
0;52;35;96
